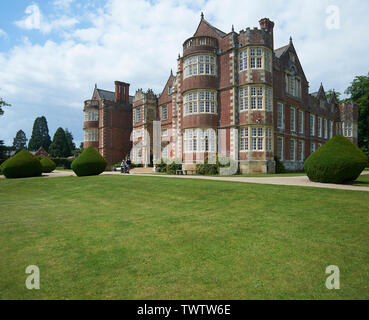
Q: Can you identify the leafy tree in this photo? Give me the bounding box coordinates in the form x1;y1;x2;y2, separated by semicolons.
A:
345;74;369;159
0;95;11;116
13;130;28;152
0;140;6;159
326;89;342;103
28;116;52;152
48;127;71;157
65;128;76;152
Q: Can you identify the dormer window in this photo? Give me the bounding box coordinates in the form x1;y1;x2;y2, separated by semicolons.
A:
168;85;173;95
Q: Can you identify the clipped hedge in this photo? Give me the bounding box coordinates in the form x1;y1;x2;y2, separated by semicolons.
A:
71;147;107;177
304;135;368;184
40;157;56;173
50;157;73;169
1;149;42;179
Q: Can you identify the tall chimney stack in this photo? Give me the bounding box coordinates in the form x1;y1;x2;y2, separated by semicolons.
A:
115;81;130;103
259;18;275;33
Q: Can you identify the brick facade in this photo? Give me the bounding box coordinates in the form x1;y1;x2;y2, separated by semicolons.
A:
84;14;358;174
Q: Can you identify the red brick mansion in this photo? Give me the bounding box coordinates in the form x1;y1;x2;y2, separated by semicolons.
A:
83;14;358;173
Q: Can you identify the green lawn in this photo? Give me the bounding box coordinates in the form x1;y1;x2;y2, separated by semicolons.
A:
0;175;368;299
354;174;369;187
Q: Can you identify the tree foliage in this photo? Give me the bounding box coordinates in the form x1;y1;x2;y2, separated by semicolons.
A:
13;130;28;152
0;95;11;116
326;89;342;103
345;74;369;158
28;116;52;152
65;128;76;152
48;127;71;157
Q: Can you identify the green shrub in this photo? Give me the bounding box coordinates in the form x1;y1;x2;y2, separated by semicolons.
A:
274;156;286;173
50;157;73;169
166;162;182;174
156;159;167;173
71;147;107;177
1;149;42;179
40;157;56;173
196;157;219;175
304;135;368;183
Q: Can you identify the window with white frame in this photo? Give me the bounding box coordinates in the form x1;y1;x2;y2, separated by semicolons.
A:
310;114;315;136
162;145;169;158
239;85;271;111
135;108;142;123
84;128;98;142
298;110;304;134
290;139;296;161
161;105;168;121
298;140;304;162
136;144;142;162
290;107;296;132
277;136;284;160
84;110;99;121
251;127;264;151
311;142;316;153
265;87;272;111
184;90;217;115
344;122;352;137
161;128;168;137
239;87;249;111
239;127;248;151
168;85;173;95
184;55;216;78
324;119;328;139
184;128;216;153
285;72;301;98
337;122;342;135
135;129;142;139
266;128;273;151
277;103;284;129
318;117;322;137
329;120;333;139
239;47;272;71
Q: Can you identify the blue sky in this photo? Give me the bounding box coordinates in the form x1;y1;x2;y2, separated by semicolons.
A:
0;0;368;146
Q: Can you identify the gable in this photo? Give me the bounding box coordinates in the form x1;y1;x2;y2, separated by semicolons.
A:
193;19;226;39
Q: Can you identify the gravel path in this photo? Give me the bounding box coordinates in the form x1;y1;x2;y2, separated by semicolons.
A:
2;170;369;192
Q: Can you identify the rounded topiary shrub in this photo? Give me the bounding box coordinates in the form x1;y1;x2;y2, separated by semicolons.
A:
40;157;56;173
2;149;42;179
304;135;368;184
71;146;107;177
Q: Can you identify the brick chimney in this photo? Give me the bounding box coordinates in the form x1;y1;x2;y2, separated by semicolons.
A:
115;81;130;103
259;18;275;33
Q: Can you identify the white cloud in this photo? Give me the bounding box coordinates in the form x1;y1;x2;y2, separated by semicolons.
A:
0;29;7;38
54;0;75;10
15;4;79;34
1;0;369;146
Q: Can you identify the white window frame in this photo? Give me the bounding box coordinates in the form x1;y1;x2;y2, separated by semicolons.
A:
161;105;168;121
318;117;322;138
310;114;315;136
290;107;296;132
277;103;284;129
184;54;216;78
277;136;284;161
298;110;304;134
324;119;328;139
290;139;296;161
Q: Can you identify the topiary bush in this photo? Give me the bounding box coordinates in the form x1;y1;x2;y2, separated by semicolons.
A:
304;135;368;184
1;149;42;179
40;157;56;173
71;146;107;177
